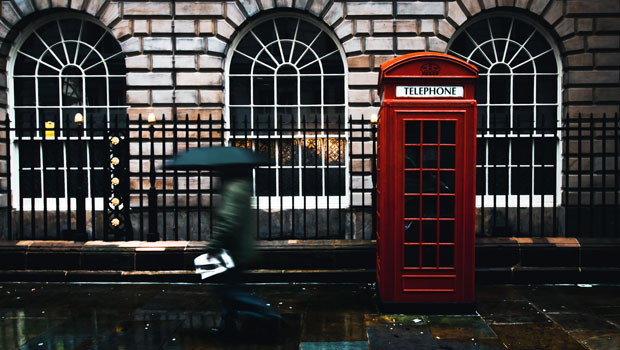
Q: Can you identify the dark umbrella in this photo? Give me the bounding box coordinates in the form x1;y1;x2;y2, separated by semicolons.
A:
165;146;271;170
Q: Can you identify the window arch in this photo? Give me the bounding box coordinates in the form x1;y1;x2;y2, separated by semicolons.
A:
226;15;348;207
10;16;127;208
448;14;561;203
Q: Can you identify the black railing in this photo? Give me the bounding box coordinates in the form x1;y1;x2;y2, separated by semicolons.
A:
0;113;618;240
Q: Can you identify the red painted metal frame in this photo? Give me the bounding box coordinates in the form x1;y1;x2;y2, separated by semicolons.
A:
376;52;478;304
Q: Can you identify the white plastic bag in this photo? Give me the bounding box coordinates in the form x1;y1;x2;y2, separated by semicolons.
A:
194;249;235;279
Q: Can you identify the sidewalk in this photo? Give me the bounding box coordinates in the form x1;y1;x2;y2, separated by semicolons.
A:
1;282;619;349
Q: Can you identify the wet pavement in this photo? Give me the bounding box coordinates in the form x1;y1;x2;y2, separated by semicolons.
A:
0;282;619;349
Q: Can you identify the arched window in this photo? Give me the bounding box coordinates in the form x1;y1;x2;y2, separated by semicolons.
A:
448;14;560;204
11;17;127;209
227;15;347;207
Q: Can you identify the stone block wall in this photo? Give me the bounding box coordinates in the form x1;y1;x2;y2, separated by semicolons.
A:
0;0;617;239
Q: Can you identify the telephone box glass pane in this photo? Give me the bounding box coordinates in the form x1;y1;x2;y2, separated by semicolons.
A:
405;196;419;218
405;171;420;193
422;171;438;193
404;220;419;243
404;246;419;267
405;147;420;169
422;147;438;168
422;220;437;243
439;246;454;267
440;171;455;193
423;121;438;144
422;196;437;218
440;196;455;218
439;221;454;243
440;121;456;144
440;147;455;169
422;246;437;267
405;121;420;144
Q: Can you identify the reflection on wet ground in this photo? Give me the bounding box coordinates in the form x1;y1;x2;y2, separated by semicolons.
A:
0;283;619;349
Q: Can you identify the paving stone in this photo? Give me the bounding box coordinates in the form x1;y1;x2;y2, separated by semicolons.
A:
492;324;588;350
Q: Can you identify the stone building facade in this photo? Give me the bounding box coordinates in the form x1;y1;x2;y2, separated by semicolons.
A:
0;0;618;240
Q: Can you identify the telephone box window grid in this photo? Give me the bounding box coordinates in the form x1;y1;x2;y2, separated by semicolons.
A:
227;16;347;207
11;17;127;209
448;14;561;206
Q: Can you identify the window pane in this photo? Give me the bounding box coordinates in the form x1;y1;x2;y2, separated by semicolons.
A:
513;76;533;103
489;107;510;131
476;167;486;195
86;77;106;106
109;77;126;106
90;170;107;197
39;78;60;106
14;53;37;75
534;167;556;195
322;53;344;74
67;141;87;168
230;54;252;74
489;75;510;104
14;78;35;106
277;107;298;133
440;121;456;144
42;141;63;168
44;170;65;197
536;106;557;132
19;141;40;168
440;146;455;169
279;168;299;196
514;107;533;134
230;107;251;132
511;167;532;195
255;140;276;163
255;168;276;196
236;33;262;58
280;139;298;166
488;168;508;194
404;246;419;267
326;138;345;166
476;138;486;164
302;168;322;196
439;221;454;243
326;168;345;196
230;76;251;105
302;138;321;165
68;170;88;197
422;121;438;144
422;147;438;168
511;139;531;165
534;139;556;165
405;196;420;218
439;246;454;267
253;76;274;105
422;196;437;218
488;139;508;165
89;140;109;168
20;170;42;197
439;171;454;194
324;107;345;131
536;76;557;103
62;76;83;106
405;146;420;169
85;108;107;136
439;196;454;218
300;77;321;104
323;76;344;104
422;171;437;193
475;75;487;104
277;76;297;105
254;107;274;135
535;51;557;73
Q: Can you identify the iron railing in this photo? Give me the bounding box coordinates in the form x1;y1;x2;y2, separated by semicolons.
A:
0;113;618;240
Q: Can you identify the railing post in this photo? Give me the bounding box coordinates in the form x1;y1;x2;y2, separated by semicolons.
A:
147;113;158;241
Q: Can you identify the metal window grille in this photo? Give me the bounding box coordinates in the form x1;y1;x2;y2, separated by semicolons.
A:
448;14;561;209
10;17;127;212
227;16;348;209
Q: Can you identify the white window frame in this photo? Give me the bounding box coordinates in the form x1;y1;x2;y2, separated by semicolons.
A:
225;13;350;210
8;14;127;211
447;12;563;208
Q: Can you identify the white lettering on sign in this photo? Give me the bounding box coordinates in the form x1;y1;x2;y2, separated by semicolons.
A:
396;86;464;98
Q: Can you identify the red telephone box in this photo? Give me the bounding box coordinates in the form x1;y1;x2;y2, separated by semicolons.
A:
376;52;478;308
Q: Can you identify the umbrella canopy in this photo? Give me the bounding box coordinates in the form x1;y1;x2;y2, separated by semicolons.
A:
165;146;271;170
